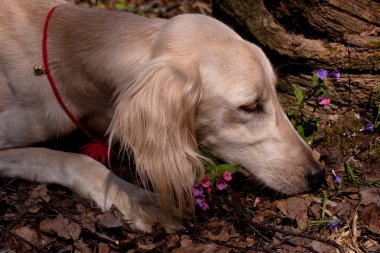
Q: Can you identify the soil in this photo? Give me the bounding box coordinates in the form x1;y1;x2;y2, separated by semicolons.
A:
0;1;379;253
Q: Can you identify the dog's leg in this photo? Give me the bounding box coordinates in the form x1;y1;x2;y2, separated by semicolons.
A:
0;147;181;232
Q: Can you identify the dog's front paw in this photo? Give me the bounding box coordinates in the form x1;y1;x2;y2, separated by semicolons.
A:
115;189;185;233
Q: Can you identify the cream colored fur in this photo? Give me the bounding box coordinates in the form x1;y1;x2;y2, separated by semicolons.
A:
0;0;323;232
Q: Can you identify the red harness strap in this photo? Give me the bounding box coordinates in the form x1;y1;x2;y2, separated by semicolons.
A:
41;6;110;165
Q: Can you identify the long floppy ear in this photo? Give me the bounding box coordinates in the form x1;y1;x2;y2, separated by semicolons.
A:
109;60;203;214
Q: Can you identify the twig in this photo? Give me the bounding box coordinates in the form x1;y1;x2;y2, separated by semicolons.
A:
0;225;41;252
95;231;120;245
193;235;258;251
252;223;345;253
273;234;320;253
245;223;272;243
0;208;28;244
0;177;19;191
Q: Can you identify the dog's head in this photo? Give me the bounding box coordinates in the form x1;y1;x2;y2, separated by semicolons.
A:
109;14;323;213
195;41;323;195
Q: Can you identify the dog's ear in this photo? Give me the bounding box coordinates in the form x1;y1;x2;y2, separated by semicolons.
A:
109;60;203;214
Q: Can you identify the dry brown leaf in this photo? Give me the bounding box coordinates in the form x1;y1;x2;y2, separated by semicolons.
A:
13;226;39;244
30;184;50;202
28;205;41;214
360;188;380;206
200;222;239;242
361;204;380;234
40;214;82;240
280;197;309;229
173;235;219;253
68;221;82;240
76;213;97;233
98;212;123;228
74;239;92;253
167;233;180;248
98;242;111;253
137;241;156;250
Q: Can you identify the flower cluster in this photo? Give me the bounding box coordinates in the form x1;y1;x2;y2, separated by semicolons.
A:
287;68;340;143
193;171;233;211
315;69;340;106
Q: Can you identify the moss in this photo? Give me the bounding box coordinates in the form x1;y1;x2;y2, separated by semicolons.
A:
321;113;365;157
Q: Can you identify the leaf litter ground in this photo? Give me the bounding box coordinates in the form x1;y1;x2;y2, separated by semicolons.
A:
1;1;379;252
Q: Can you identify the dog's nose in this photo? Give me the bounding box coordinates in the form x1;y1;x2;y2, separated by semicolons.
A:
307;169;325;191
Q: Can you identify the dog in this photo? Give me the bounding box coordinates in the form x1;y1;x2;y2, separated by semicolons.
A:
0;0;324;232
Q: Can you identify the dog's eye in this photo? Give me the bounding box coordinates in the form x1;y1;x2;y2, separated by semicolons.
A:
239;102;263;113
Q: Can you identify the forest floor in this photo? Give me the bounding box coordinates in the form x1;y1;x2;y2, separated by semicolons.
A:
0;1;379;253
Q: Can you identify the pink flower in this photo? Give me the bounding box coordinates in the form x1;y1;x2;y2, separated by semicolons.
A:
195;195;209;211
192;185;203;197
216;179;227;190
222;171;232;182
207;188;212;193
330;69;340;80
318;96;330;106
200;178;211;188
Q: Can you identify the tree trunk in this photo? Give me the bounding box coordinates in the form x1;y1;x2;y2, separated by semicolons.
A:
213;0;380;118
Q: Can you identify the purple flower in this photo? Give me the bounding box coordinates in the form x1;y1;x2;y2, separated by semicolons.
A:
192;185;203;197
316;69;328;80
330;69;340;80
195;195;209;211
360;123;374;134
318;96;331;106
216;179;227;190
328;219;341;229
200;178;211;188
331;170;341;184
222;171;232;182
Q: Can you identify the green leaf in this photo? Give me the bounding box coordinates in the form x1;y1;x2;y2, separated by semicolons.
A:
115;2;126;11
126;3;135;12
321;191;328;220
215;164;239;176
296;125;305;138
345;163;356;182
294;85;304;106
312;72;319;86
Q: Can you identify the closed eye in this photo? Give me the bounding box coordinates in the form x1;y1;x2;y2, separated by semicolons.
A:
239;101;264;113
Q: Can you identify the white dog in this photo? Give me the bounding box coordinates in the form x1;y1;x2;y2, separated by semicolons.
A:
0;0;324;232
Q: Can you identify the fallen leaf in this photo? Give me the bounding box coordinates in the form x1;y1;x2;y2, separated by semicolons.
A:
40;214;81;240
98;242;110;253
200;222;239;242
310;240;335;253
98;212;123;228
30;184;50;202
13;226;39;244
172;236;219;253
279;197;309;229
167;234;180;248
360;188;380;205
361;204;380;234
68;221;82;240
137;241;156;250
74;239;92;253
76;213;97;233
335;202;353;218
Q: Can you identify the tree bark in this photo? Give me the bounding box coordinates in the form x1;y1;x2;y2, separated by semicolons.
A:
213;0;380;117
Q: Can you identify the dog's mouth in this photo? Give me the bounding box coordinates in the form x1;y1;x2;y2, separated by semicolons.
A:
229;169;286;199
235;166;323;197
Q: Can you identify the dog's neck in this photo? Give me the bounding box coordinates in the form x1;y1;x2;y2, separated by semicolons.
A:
43;4;166;131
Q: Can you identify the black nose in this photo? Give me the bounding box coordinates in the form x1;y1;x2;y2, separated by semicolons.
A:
307;169;325;191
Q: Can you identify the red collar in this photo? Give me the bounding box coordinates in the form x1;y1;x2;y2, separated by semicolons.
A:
39;5;111;165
